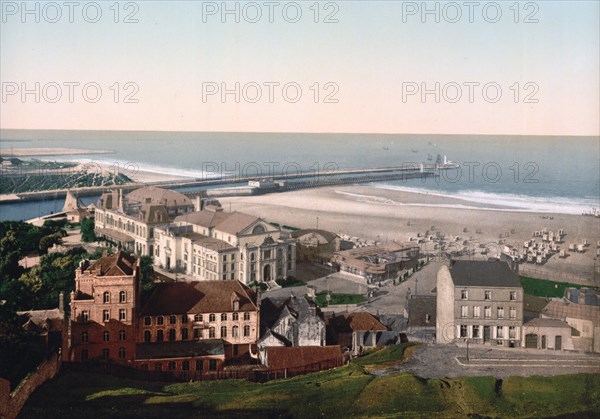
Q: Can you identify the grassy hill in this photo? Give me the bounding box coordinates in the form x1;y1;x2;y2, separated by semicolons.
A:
21;344;600;418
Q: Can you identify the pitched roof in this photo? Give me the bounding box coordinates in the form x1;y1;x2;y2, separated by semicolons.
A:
175;208;230;228
215;212;260;235
85;251;137;276
328;312;388;333
136;339;224;360
524;318;571;329
542;299;600;326
266;345;342;370
140;280;258;316
126;186;192;208
292;229;338;243
449;260;521;288
181;232;236;251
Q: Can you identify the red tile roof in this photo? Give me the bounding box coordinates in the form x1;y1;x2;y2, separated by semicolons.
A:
328;312;388;333
140;280;258;316
266;346;343;370
85;251;137;276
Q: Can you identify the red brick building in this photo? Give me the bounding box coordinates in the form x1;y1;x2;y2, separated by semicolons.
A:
66;251;260;374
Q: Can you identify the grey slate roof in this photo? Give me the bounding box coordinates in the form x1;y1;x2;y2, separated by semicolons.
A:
136;339;224;360
449;260;521;288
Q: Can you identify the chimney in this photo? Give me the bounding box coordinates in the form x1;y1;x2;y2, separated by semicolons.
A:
118;189;124;212
58;292;64;314
195;196;202;212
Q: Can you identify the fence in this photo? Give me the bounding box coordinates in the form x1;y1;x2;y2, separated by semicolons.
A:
0;352;61;419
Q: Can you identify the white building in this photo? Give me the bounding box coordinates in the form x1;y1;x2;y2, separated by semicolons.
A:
153;203;296;285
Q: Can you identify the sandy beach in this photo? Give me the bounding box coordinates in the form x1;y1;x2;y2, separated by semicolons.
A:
220;185;600;282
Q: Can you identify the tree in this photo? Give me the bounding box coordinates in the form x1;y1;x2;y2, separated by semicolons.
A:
139;256;154;293
80;217;96;243
39;233;63;255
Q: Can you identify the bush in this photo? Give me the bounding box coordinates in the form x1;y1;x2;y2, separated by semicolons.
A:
80;217;96;242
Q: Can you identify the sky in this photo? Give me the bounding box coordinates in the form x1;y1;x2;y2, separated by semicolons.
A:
1;0;599;135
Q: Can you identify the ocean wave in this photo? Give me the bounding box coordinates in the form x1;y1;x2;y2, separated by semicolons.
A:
340;184;599;215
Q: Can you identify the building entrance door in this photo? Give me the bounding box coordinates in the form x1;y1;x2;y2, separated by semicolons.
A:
555;335;562;350
483;326;491;342
541;335;546;349
525;334;538;348
263;264;271;282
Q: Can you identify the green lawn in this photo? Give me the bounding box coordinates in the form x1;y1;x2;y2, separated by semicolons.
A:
313;292;367;307
20;345;600;418
520;276;587;298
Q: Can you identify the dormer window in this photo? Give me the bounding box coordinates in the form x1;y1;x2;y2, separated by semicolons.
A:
233;300;240;311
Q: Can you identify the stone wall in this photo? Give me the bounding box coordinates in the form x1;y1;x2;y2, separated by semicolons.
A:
0;352;61;419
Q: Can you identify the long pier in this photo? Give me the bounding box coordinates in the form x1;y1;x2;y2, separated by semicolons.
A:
1;164;448;204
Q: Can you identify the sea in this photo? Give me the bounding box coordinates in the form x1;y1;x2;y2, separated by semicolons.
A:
0;130;598;221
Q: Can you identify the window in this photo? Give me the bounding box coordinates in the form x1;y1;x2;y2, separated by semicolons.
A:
144;330;151;343
144;316;151;326
181;315;188;324
194;328;202;339
461;290;468;300
81;349;88;361
103;291;110;303
119;330;126;341
209;327;216;338
425;314;431;324
473;306;481;318
182;361;190;371
221;313;227;321
103;331;110;341
243;325;250;337
194;314;203;322
461;306;468;318
496;326;504;338
155;363;162;371
484;291;491;300
195;360;203;370
209;360;217;371
510;291;517;301
156;330;164;342
119;309;126;321
497;307;504;319
221;326;227;338
509;326;516;339
243;312;250;321
103;310;110;322
119;291;126;303
82;310;89;322
81;331;88;343
510;307;517;319
484;306;491;319
118;347;126;359
181;328;188;340
102;348;109;360
232;312;239;321
169;329;176;341
209;314;216;322
169;315;177;325
460;325;468;338
473;325;480;338
232;325;239;337
168;361;176;371
157;316;164;325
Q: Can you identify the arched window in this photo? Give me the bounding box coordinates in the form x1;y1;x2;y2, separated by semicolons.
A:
221;313;227;321
118;347;126;359
81;331;88;343
119;330;126;341
119;291;126;303
244;312;250;321
209;313;216;322
221;326;227;338
232;325;239;337
252;225;266;234
156;330;164;342
194;314;203;322
169;328;176;341
232;312;239;321
169;315;177;324
103;331;110;341
103;291;110;303
102;348;109;360
144;330;151;343
243;325;250;337
144;316;151;326
209;327;215;338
